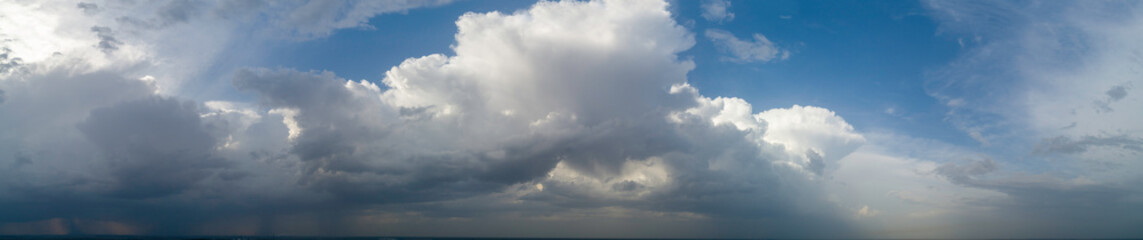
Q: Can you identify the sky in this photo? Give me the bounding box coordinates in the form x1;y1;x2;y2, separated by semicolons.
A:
0;0;1141;238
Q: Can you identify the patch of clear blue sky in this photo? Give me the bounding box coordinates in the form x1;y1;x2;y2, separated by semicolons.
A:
677;0;970;145
258;0;975;146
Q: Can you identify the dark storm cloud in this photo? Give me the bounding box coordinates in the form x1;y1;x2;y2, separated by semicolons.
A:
545;118;691;178
230;68;678;204
230;66;852;237
0;64;243;234
78;97;228;199
232;68;513;203
0;67;159;141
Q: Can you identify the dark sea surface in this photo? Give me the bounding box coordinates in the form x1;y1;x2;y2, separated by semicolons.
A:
0;237;1098;240
0;237;808;240
0;237;683;240
0;237;915;240
0;237;794;240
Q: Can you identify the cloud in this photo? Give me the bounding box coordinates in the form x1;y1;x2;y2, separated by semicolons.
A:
700;0;734;23
89;26;121;54
1;0;870;237
823;132;1004;238
932;158;1134;213
924;1;1143;144
3;0;1138;238
1034;135;1143;155
228;0;862;236
826;129;1143;238
76;2;99;14
0;58;209;232
856;205;878;218
270;0;454;39
756;105;865;174
0;47;22;75
705;29;790;63
77;97;228;199
923;0;1143;215
1106;85;1128;101
104;0;451;38
932;158;996;184
0;0;454;96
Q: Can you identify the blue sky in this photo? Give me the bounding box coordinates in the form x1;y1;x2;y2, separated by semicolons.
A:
1;0;1141;238
261;0;971;145
676;0;966;142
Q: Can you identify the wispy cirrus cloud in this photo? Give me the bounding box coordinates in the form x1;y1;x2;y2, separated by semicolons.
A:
700;0;734;23
705;29;790;63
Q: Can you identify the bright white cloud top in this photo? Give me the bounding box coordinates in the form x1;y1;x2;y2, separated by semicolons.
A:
0;0;1141;238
